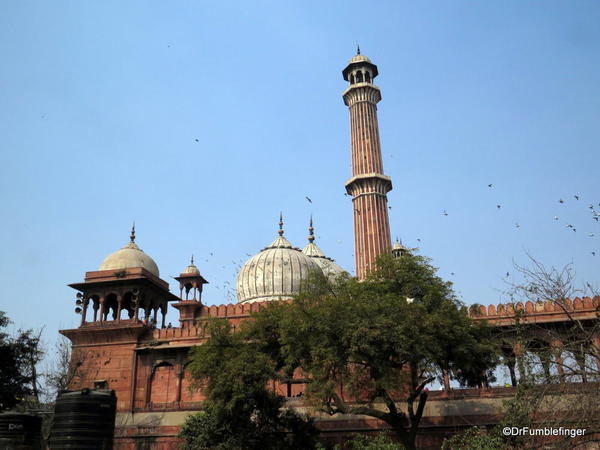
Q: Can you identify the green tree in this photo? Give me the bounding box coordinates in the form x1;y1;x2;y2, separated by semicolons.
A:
185;253;499;450
341;432;405;449
182;319;318;450
441;426;504;450
0;311;44;410
244;253;499;450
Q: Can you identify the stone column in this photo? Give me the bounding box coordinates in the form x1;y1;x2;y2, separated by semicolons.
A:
116;294;122;322
98;296;105;322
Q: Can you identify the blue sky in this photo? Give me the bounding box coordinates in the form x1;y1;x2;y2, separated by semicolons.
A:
1;1;599;345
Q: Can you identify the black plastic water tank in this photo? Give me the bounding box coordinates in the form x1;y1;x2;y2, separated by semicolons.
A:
0;412;42;450
48;388;116;449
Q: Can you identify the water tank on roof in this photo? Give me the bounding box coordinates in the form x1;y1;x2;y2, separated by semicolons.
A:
48;388;116;449
0;412;42;450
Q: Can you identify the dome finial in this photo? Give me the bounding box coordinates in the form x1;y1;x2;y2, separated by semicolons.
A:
191;254;194;265
308;215;315;243
356;43;361;55
278;212;284;236
130;222;136;243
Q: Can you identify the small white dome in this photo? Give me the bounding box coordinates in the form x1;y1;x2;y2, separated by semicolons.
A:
349;54;372;64
301;218;345;280
236;217;321;304
302;242;345;279
99;227;159;277
182;256;201;275
182;264;200;275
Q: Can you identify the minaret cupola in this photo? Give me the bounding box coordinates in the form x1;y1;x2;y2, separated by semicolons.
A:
342;45;379;85
174;256;208;302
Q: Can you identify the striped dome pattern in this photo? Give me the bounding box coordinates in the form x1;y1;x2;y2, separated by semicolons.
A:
236;234;321;304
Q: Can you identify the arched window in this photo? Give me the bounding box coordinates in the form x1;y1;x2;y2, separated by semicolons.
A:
350;74;355;84
365;71;371;83
356;71;363;83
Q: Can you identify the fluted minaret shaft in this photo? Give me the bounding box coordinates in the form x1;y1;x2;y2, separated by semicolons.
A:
342;54;392;279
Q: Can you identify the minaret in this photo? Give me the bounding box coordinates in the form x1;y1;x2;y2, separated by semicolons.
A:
342;48;393;279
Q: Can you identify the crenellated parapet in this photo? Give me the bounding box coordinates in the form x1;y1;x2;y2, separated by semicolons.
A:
468;296;600;327
200;300;268;318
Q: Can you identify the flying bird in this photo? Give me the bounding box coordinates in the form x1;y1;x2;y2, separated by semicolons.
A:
592;252;596;256
488;184;493;188
559;199;564;204
442;210;448;216
506;272;510;277
195;139;199;142
497;205;501;209
589;233;595;237
305;196;312;203
574;195;579;200
554;216;559;220
417;238;421;242
515;223;520;228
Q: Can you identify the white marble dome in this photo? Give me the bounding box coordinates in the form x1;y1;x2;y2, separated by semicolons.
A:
99;228;159;277
236;220;321;304
301;219;345;280
302;242;345;279
349;53;372;64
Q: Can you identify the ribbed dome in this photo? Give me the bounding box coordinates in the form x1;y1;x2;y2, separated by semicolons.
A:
349;53;372;64
236;217;321;304
302;242;345;279
99;226;160;277
301;218;345;280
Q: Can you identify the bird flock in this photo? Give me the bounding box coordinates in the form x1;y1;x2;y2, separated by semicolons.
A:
431;185;599;279
188;183;597;304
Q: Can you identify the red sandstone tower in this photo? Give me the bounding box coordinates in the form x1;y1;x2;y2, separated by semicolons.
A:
343;48;393;279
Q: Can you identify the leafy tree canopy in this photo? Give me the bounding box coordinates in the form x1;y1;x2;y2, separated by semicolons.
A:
186;253;499;450
182;319;318;450
0;311;44;411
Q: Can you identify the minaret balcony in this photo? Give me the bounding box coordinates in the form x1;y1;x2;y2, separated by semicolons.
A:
345;173;393;197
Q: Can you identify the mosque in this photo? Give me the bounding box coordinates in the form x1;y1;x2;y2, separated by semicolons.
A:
60;50;600;449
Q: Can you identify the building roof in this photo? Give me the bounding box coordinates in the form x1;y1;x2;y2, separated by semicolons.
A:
301;217;345;279
98;226;160;277
236;215;322;304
